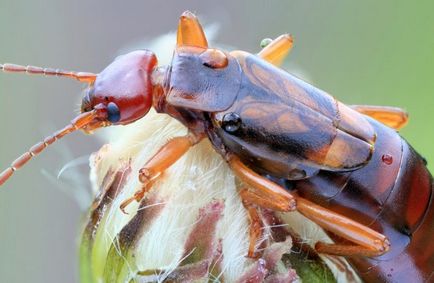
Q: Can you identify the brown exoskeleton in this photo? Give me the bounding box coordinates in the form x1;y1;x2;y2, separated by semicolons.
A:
1;11;432;283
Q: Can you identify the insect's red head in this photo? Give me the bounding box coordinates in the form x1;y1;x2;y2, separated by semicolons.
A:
81;50;158;129
0;50;159;186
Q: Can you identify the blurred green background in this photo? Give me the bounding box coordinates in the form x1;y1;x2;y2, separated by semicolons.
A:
0;1;433;282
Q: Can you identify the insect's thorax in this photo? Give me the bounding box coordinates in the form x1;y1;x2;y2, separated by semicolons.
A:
152;46;242;136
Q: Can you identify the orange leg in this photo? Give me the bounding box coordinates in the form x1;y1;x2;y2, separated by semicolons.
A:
120;133;203;213
315;243;388;257
296;198;390;257
176;10;208;48
239;188;263;258
228;155;296;212
238;185;294;212
228;155;390;257
257;34;293;67
350;105;409;130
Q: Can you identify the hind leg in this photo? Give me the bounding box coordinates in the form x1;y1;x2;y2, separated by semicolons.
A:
350;105;409;130
296;198;390;257
229;155;390;257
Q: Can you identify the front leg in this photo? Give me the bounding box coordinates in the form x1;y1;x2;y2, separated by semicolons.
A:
120;132;203;213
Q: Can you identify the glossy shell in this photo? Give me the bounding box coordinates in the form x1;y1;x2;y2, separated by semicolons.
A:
163;47;433;282
166;46;241;113
90;50;157;125
209;51;376;180
292;117;433;282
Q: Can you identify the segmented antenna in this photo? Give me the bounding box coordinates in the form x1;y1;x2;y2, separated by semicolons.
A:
0;63;97;83
0;110;102;186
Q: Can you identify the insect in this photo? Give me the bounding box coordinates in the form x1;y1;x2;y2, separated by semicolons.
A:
0;11;432;283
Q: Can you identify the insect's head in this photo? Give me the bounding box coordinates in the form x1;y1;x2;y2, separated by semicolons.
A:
0;10;208;186
0;50;158;186
81;50;158;131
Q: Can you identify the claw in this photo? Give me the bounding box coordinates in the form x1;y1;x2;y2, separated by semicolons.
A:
119;189;147;214
119;196;136;214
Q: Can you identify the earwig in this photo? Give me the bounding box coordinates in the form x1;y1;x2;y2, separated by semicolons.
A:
1;11;432;282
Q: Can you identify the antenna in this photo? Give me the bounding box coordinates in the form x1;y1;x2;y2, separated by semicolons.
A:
0;63;97;83
0;109;106;186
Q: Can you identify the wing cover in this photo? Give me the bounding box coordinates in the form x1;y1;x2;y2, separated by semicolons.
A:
210;51;376;179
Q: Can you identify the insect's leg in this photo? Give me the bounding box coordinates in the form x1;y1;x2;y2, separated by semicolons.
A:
229;156;295;259
176;11;208;48
296;197;390;257
239;188;264;258
350;105;409;130
238;184;294;212
228;155;296;212
228;155;389;257
257;34;293;67
119;133;203;213
314;243;389;257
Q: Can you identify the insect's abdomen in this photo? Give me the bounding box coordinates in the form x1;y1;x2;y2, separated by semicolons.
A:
294;117;433;282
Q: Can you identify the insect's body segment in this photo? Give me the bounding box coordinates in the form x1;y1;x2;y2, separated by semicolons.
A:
291;117;433;282
1;11;432;282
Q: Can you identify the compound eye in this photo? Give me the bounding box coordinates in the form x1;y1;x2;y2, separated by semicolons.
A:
107;102;121;123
